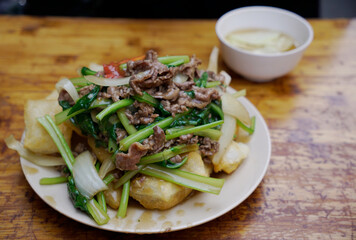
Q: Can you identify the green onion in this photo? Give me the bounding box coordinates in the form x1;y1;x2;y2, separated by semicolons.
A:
165;126;221;140
96;192;107;213
211;103;224;120
206;81;221;88
165;120;224;140
38;115;75;173
39;176;68;185
81;67;97;76
96;99;134;121
55;99;112;125
139;144;198;165
236;116;256;135
117;108;137;135
232;89;246;98
86;198;110;225
167;59;185;67
160;156;188;169
158;55;190;65
114;165;145;189
117;180;130;218
139;164;224;195
132;92;159;107
70;77;91;86
103;173;115;185
120;55;190;70
119;114;182;151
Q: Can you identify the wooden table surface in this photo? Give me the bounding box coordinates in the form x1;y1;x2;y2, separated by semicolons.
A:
0;16;355;239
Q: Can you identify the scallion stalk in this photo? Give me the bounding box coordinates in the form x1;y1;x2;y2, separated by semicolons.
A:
114;165;145;189
39;176;68;185
236;116;256;135
116;108;137;135
139;144;198;165
119;114;182;151
70;77;91;86
232;89;246;98
206;81;221;88
211;103;224;120
86;198;110;225
96;99;134;121
165;120;224;140
55;99;112;124
117;180;130;218
139;164;224;195
37;115;75;173
96;192;107;213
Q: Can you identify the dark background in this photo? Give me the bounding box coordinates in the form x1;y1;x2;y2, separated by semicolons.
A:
1;0;356;18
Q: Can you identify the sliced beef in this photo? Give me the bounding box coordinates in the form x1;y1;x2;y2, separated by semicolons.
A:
176;55;202;81
199;137;219;157
128;50;203;95
196;69;226;83
115;128;127;143
100;86;134;102
142;126;165;153
174;81;195;91
161;98;188;117
151;83;180;101
58;90;75;105
115;142;149;170
193;86;220;102
78;84;95;98
125;100;159;125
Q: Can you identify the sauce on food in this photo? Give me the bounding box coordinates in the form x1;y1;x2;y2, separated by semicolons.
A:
225;28;298;54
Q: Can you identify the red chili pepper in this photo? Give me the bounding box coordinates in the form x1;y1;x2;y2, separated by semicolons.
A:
103;55;145;79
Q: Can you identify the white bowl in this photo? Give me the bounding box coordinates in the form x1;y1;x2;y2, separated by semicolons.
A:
216;6;313;82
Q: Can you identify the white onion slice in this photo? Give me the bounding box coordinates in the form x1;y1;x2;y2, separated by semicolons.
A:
55;78;79;102
5;135;65;166
84;75;130;87
84;70;151;87
222;93;251;126
98;157;115;179
89;63;104;72
173;73;188;83
212;114;236;172
219;70;231;86
73;151;108;199
207;46;219;73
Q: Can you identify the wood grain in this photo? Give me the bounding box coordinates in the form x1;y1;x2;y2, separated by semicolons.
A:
0;16;355;239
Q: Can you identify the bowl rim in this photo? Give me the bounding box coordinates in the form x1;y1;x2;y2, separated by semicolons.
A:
215;6;314;58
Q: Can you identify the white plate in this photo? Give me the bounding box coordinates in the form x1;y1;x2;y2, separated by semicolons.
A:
20;87;271;233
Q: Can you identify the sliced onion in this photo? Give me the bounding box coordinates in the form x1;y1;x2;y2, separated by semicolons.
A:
173;73;188;83
207;46;219;73
5;135;65;166
220;70;231;86
84;75;130;87
73;151;108;199
84;70;150;87
222;93;251;126
90;109;100;123
212;115;236;171
89;63;104;72
98;157;115;179
55;78;79;102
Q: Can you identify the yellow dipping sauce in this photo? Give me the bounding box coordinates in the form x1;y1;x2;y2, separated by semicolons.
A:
225;28;298;54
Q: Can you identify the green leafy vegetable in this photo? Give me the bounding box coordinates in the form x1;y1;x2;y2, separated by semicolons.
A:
68;85;100;115
81;67;97;76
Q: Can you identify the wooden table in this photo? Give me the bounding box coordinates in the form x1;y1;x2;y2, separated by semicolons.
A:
0;16;355;239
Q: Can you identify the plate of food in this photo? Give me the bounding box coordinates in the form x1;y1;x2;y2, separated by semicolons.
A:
6;47;271;233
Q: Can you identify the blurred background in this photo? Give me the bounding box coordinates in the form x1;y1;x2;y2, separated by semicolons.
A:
0;0;356;18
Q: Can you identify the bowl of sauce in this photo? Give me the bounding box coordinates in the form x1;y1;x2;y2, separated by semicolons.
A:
216;6;313;82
